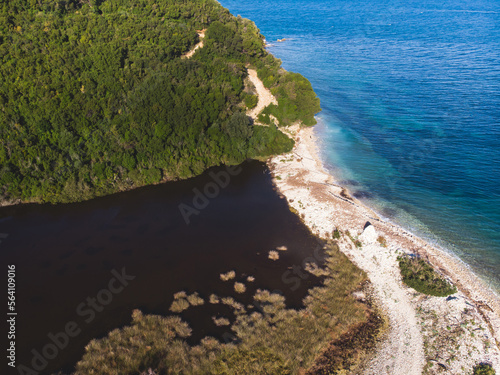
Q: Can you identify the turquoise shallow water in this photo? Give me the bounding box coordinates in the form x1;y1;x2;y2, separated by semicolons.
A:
221;0;500;288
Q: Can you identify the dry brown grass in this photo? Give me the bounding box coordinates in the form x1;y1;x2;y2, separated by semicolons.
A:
212;316;231;327
75;242;379;375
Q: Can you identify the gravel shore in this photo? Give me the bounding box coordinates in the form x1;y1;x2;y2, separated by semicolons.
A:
268;123;500;374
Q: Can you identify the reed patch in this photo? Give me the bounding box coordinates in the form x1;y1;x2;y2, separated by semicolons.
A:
74;242;380;375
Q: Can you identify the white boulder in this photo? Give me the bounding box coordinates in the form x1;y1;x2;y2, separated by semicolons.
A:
359;224;378;244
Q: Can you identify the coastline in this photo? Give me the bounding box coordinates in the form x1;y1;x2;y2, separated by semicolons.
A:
268;123;500;373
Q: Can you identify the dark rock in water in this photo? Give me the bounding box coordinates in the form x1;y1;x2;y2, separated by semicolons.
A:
352;190;374;199
382;207;398;218
340;179;360;186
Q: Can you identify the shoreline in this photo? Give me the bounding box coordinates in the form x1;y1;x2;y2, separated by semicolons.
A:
268;123;500;373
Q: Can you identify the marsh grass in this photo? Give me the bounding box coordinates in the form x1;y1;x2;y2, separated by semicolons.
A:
398;256;457;297
332;229;341;239
268;250;280;260
346;230;362;248
234;282;246;294
209;294;220;304
187;292;205;306
169;298;189;313
75;242;378;374
173;291;187;299
220;270;236;281
212;316;231;327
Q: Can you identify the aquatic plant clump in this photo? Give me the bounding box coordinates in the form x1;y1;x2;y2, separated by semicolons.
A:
169;298;190;313
234;282;246;293
398;256;457;297
187;292;204;306
220;270;236;281
268;250;280;260
75;242;378;374
173;291;187;300
332;229;341;239
473;363;496;375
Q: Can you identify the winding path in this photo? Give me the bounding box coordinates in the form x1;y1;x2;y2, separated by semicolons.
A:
246;69;278;120
182;29;206;59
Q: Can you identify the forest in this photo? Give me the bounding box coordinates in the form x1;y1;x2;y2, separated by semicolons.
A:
0;0;320;203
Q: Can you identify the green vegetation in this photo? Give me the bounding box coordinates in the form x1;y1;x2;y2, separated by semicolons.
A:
74;242;380;374
261;71;321;126
346;230;362;248
474;363;496;375
0;0;318;204
243;93;258;109
398;256;457;297
377;235;387;247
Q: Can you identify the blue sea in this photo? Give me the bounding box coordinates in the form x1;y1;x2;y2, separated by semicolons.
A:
220;0;500;288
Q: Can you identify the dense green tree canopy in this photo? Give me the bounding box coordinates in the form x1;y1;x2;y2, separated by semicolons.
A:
0;0;319;203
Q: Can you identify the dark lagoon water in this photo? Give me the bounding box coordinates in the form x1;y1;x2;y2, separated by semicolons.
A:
221;0;500;288
0;161;324;374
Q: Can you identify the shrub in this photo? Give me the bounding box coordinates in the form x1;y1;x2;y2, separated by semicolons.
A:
209;294;220;304
75;242;373;375
244;94;258;109
332;229;341;239
257;113;272;125
173;291;187;300
398;256;457;297
473;363;496;375
377;235;387;247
